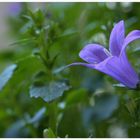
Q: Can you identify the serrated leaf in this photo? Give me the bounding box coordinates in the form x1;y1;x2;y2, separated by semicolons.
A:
30;81;70;102
0;64;17;91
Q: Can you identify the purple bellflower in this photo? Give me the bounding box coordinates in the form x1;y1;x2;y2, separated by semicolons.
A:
69;20;140;89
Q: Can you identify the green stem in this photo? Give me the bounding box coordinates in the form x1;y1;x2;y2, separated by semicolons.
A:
47;102;58;134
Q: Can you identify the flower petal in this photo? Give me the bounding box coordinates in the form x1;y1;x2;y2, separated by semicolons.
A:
109;20;125;56
121;30;140;52
67;54;139;88
79;44;109;64
120;51;138;80
95;55;139;88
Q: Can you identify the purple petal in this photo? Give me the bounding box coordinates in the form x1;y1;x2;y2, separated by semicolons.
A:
67;54;139;88
121;30;140;53
8;3;22;16
79;44;109;64
95;55;139;88
109;20;125;56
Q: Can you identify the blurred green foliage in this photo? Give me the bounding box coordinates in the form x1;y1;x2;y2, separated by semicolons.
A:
1;2;140;138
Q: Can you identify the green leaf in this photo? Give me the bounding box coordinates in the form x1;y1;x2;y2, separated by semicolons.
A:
4;120;28;138
1;55;44;95
56;28;78;39
43;128;56;138
5;107;46;137
27;107;46;124
57;105;88;137
0;64;17;91
113;83;126;88
125;98;140;120
9;38;35;46
83;94;119;122
66;88;88;106
30;81;70;102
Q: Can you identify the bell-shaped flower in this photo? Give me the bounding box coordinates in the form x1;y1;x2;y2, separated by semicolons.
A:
69;20;140;89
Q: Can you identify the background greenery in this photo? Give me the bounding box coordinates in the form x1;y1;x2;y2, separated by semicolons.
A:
0;2;140;138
